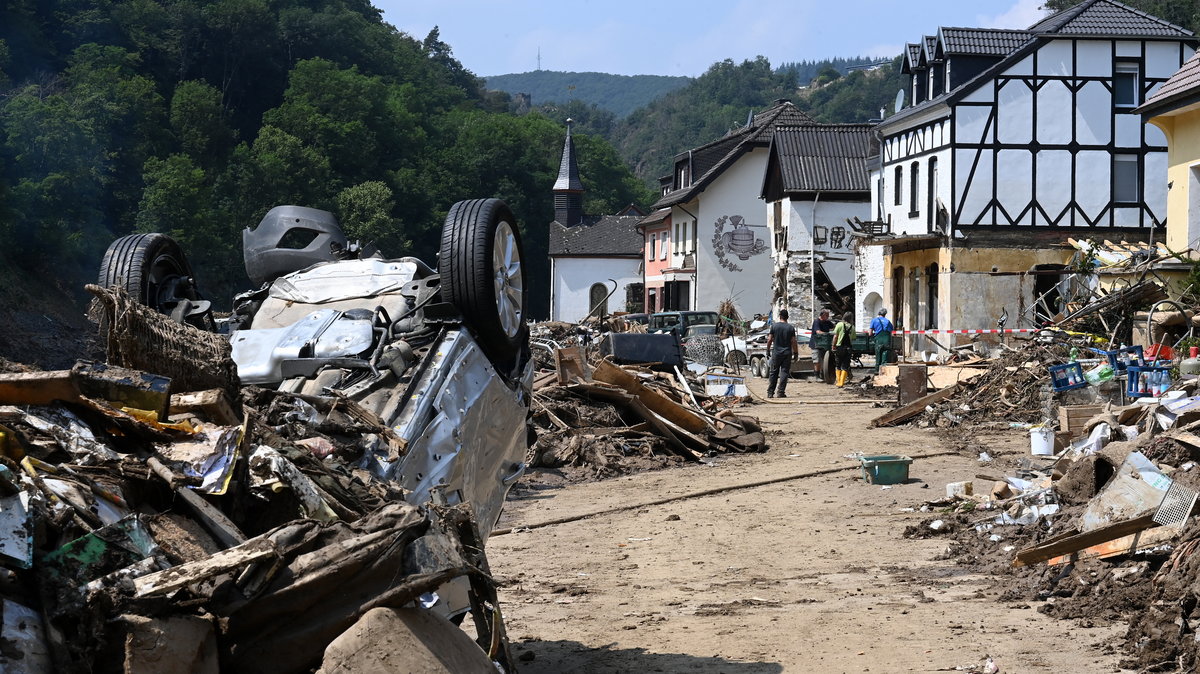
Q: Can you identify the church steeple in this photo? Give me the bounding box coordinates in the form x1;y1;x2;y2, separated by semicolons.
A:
553;119;584;226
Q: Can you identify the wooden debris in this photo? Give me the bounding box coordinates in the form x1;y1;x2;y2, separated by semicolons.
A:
871;386;958;427
1012;513;1159;567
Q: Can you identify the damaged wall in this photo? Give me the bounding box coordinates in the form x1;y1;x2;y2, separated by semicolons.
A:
886;244;1074;353
769;197;868;326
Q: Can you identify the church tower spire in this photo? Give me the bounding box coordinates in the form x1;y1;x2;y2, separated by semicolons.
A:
553;119;584;226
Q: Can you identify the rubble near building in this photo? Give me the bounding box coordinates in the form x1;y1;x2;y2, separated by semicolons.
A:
0;290;515;673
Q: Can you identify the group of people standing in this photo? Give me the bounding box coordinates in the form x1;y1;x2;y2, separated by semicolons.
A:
763;307;895;397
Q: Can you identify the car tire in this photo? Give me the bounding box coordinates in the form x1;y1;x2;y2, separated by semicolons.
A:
98;233;211;328
749;355;764;378
440;199;526;365
822;351;835;384
725;350;747;367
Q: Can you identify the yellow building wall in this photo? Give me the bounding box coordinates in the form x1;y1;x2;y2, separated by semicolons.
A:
1151;110;1200;252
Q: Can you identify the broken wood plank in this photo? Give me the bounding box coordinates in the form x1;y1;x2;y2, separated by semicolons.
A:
1012;513;1159;567
147;456;247;548
870;386;958;427
625;399;701;459
134;537;277;597
170;389;240;426
1046;525;1178;566
0;371;77;406
593;360;707;434
554;346;590;385
532;399;570;430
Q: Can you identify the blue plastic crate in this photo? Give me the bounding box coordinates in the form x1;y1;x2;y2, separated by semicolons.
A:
1105;346;1145;373
1049;362;1086;392
1127;365;1171;398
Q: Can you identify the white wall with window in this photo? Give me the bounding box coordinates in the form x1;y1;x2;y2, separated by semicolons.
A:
549;256;642;322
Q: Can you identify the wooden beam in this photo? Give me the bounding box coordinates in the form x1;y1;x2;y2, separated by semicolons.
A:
1012;513;1159;567
593;360;707;433
870;385;957;427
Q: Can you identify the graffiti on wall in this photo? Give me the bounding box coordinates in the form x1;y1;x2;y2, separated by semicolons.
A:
712;215;768;272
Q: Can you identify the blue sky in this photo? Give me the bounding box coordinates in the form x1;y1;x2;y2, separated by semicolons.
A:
375;0;1050;77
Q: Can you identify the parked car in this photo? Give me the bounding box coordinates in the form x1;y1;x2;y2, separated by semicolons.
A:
648;310;720;335
98;199;532;625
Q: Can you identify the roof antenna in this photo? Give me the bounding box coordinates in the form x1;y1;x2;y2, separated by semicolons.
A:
746;108;754;126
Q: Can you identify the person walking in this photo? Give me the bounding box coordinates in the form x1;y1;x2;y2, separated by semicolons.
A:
765;309;799;398
832;311;856;388
868;308;895;375
809;309;835;381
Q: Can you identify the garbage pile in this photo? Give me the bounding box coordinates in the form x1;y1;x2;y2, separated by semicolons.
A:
0;370;508;672
528;345;766;481
898;345;1200;670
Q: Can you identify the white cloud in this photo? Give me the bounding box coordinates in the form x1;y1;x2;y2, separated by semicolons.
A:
978;0;1049;30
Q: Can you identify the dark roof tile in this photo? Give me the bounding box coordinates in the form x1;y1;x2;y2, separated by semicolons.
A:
1137;49;1200;114
1027;0;1192;36
549;215;644;256
653;100;815;208
939;27;1033;56
771;125;875;193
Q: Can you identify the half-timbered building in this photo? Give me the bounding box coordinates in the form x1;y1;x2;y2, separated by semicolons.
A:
863;0;1196;353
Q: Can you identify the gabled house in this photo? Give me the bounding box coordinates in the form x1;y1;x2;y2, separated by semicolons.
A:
862;0;1195;354
1138;49;1200;254
651;99;816;318
548;122;645;322
760;124;876;328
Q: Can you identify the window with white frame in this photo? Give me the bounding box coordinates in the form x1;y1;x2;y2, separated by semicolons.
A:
660;232;668;260
1114;154;1139;203
649;233;657;260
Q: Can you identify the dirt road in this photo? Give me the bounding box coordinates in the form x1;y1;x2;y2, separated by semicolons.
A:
490;375;1130;673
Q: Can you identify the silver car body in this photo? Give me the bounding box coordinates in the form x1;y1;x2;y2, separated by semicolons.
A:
229;256;531;542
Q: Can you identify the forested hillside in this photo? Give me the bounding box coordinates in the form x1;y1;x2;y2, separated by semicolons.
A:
0;2;653;317
607;56;904;183
484;71;691;118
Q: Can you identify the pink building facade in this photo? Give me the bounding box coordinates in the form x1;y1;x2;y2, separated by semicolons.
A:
639;209;672;313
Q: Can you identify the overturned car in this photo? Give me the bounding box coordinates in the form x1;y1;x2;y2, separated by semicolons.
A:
86;198;531;670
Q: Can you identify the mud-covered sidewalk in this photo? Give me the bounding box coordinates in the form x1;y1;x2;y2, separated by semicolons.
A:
491;375;1131;673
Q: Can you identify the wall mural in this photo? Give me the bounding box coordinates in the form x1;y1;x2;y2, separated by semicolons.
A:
712;215;768;271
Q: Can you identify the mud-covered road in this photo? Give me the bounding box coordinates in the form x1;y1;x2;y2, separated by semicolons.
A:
491;375;1130;673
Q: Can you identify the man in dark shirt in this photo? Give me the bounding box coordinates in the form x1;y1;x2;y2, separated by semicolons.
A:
765;309;799;398
809;309;835;381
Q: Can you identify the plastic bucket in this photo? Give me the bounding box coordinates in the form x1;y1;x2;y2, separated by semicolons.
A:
1030;427;1054;456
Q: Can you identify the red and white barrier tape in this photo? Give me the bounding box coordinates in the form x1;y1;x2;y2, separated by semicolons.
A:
796;328;1039;335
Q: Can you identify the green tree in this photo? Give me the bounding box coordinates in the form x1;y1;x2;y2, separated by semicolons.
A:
336;180;403;252
170;80;236;164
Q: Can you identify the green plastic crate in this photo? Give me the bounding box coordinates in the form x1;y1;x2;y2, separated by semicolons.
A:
859;455;913;485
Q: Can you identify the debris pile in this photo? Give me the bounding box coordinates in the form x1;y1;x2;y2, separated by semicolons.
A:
894;337;1200;670
0;344;512;671
529;344;766;480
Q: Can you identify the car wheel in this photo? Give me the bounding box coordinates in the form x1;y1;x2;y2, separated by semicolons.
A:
726;350;748;367
98;233;212;329
440;199;526;365
749;355;764;378
822;351;835;384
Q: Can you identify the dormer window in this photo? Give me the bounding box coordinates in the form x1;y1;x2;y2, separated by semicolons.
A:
1114;62;1140;108
676;163;690;188
929;64;943;98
